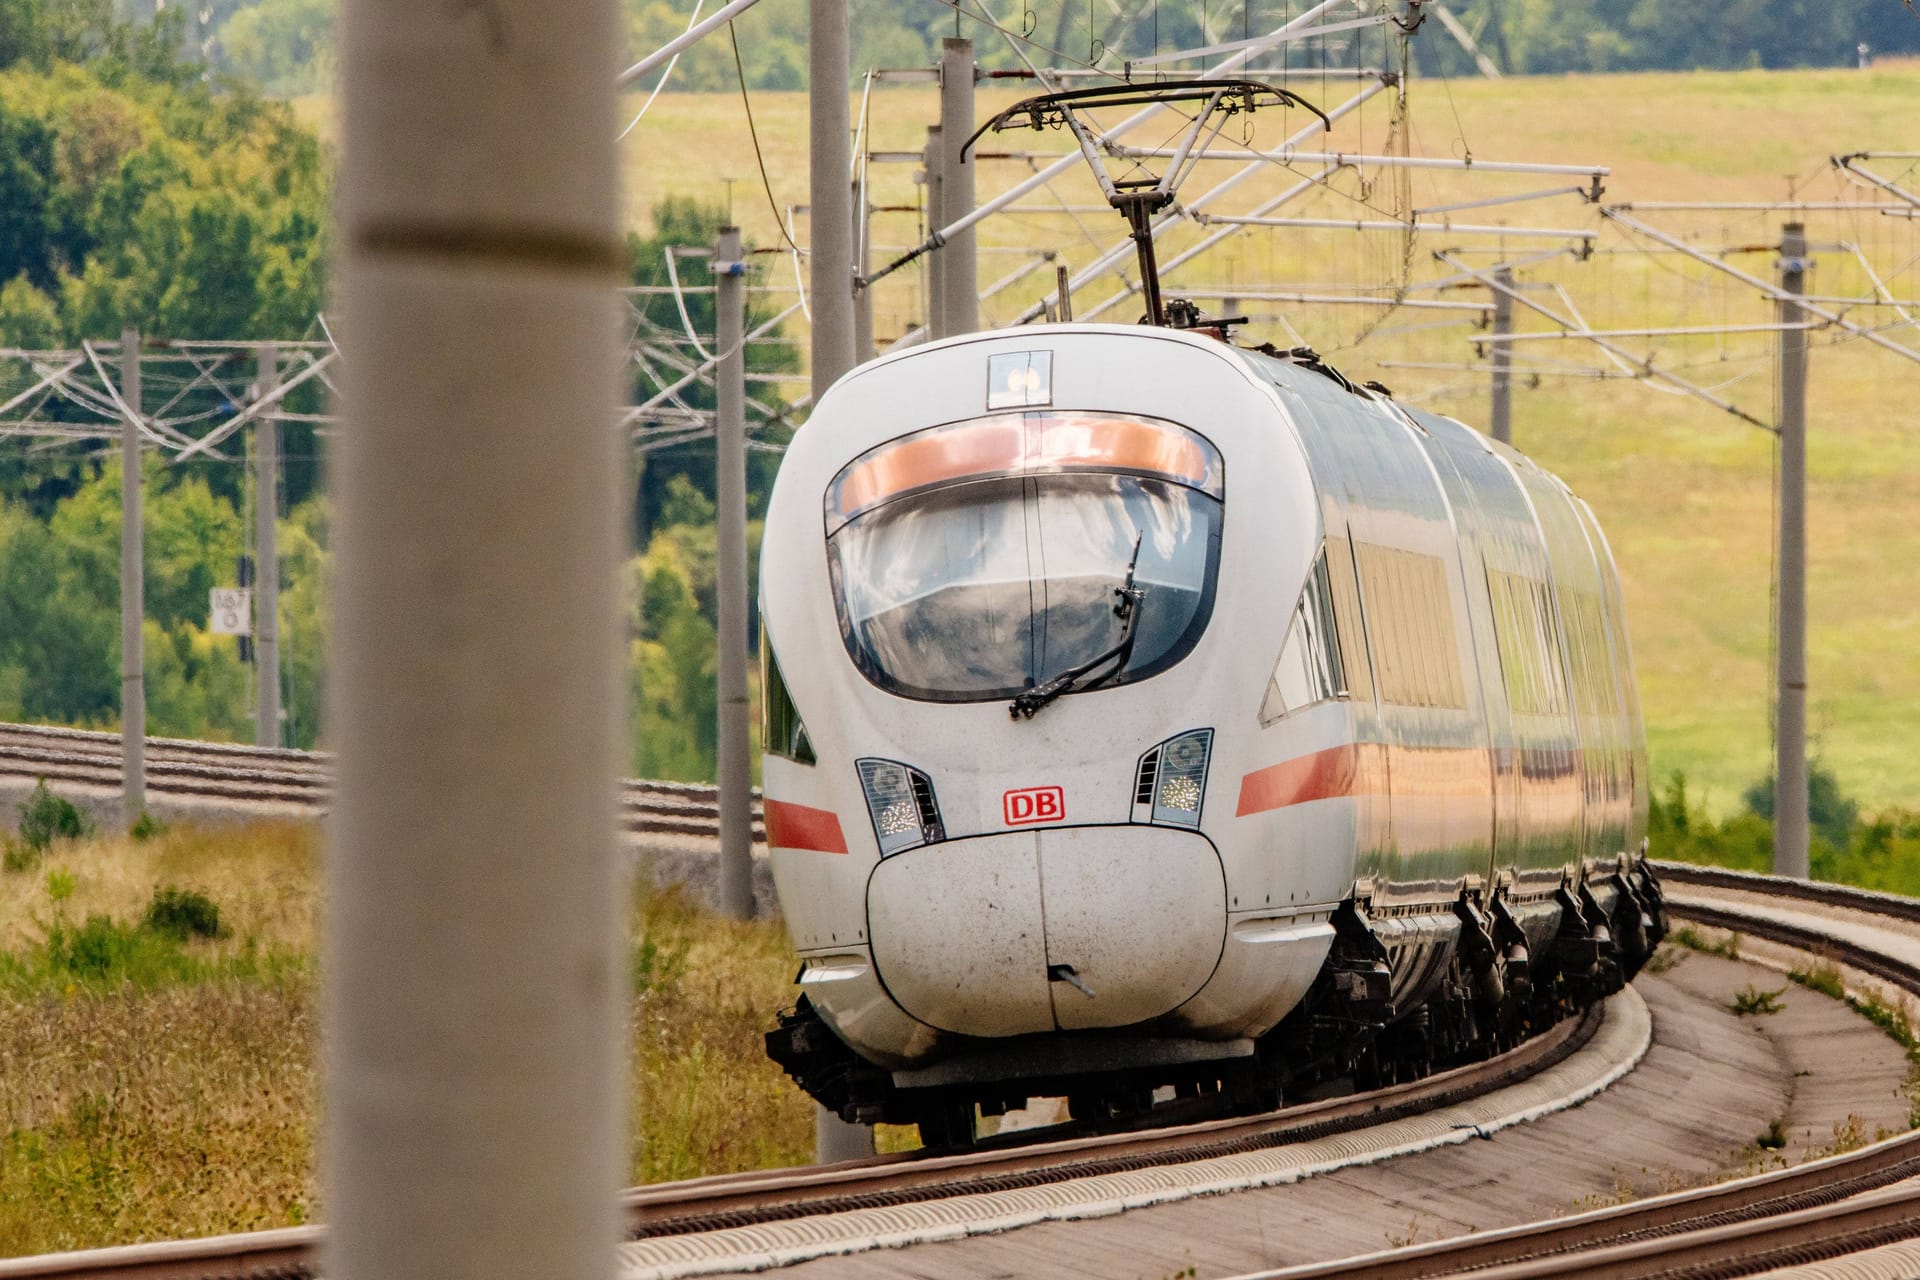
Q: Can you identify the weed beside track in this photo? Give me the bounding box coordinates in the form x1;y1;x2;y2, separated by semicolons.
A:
0;819;818;1255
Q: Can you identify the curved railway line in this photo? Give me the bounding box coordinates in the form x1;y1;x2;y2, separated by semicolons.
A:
4;726;1920;1278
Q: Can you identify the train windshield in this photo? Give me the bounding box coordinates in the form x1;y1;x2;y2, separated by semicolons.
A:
825;413;1223;703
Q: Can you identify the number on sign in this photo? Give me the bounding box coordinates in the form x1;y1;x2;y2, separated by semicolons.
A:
209;587;253;637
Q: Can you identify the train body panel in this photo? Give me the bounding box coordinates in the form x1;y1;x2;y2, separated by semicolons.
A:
759;323;1654;1112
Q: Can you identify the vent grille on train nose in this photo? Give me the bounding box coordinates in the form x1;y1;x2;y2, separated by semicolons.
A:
910;771;945;842
1134;748;1161;806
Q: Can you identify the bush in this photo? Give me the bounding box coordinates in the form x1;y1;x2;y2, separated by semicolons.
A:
16;779;89;852
31;902;229;987
1654;767;1920;899
143;886;224;942
1;838;36;873
1744;763;1859;849
43;914;186;983
129;810;165;841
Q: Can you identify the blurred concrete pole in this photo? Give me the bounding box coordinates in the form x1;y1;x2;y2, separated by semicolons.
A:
938;37;977;336
810;0;854;391
119;327;144;822
852;179;873;363
809;0;874;1165
327;0;627;1277
1774;222;1810;880
1489;267;1513;446
255;344;281;749
924;126;948;340
714;226;753;921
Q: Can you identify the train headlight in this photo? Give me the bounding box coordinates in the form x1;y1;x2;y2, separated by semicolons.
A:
856;758;946;856
1132;728;1213;828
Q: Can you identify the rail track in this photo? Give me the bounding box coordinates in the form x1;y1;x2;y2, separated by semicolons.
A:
5;727;1920;1277
1225;862;1920;1280
0;994;1634;1280
0;721;761;844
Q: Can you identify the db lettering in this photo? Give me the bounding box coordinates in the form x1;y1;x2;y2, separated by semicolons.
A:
1003;786;1064;826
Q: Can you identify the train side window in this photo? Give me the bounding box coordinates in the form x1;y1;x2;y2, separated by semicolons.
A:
1529;578;1570;714
1325;536;1373;704
1260;549;1345;724
1356;542;1467;709
1488;571;1529;715
761;628;816;765
1572;592;1617;717
1489;570;1564;716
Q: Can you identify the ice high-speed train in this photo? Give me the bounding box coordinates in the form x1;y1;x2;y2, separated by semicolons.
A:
760;321;1665;1145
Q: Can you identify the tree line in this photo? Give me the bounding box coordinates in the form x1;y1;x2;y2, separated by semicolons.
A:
0;4;794;782
107;0;1920;96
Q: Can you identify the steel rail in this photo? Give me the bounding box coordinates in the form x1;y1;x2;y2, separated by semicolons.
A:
1229;866;1920;1280
619;1003;1598;1238
0;1003;1605;1279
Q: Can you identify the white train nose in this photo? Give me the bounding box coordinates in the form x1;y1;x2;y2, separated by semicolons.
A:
867;826;1227;1037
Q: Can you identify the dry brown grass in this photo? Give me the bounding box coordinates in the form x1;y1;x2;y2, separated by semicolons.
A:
628;889;814;1183
0;979;317;1253
0;818;821;1255
0;819;318;956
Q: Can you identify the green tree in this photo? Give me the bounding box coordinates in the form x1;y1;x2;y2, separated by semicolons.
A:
0;102;54;288
0;498;117;722
0;0;190;82
1743;763;1861;851
143;614;251;739
27;459;251;735
631;505;720;781
277;494;328;748
626;196;794;546
0;273;60;346
219;0;334;95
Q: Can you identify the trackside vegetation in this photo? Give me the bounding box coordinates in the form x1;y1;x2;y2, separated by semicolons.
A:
1651;766;1920;896
0;815;822;1253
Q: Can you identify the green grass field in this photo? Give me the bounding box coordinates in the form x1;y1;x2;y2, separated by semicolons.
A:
301;64;1920;814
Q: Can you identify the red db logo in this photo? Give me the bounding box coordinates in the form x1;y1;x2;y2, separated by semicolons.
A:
1003;786;1065;826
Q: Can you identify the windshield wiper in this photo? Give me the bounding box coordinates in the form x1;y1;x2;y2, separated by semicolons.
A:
1010;534;1148;721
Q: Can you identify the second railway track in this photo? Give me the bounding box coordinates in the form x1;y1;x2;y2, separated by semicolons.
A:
0;722;761;843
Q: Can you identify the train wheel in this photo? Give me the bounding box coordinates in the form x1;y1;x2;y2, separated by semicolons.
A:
915;1099;976;1150
1228;1071;1284;1116
1066;1092;1105;1123
1067;1088;1154;1124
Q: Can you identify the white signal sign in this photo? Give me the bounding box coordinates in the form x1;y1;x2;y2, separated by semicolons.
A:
210;588;253;636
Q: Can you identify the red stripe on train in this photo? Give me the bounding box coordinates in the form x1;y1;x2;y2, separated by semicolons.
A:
764;798;849;854
1236;744;1361;816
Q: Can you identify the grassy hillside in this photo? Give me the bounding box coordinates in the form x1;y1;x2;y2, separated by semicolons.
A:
311;63;1920;814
